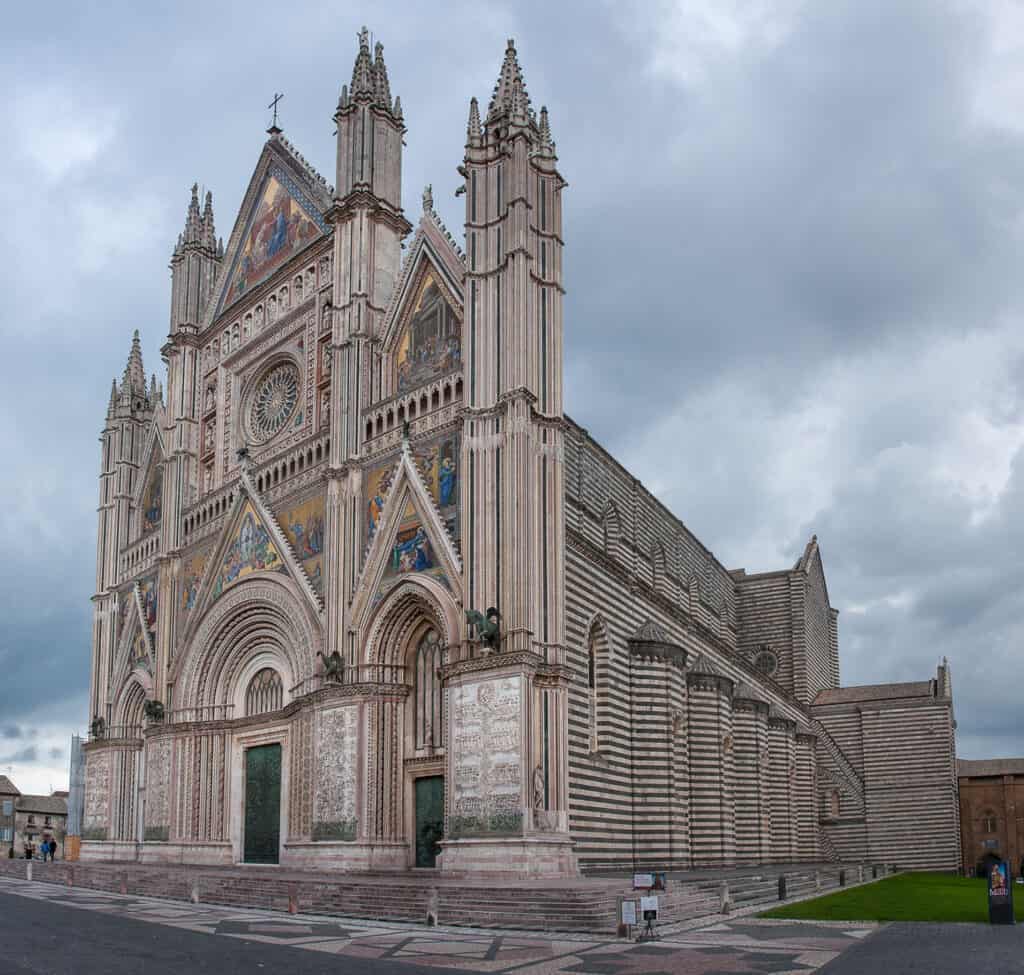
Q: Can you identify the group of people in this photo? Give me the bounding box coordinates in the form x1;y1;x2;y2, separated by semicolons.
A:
6;839;58;861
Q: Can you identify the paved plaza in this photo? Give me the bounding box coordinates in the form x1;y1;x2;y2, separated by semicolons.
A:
0;875;879;974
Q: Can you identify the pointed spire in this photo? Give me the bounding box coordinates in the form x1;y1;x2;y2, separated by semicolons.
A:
467;96;482;144
350;26;375;98
121;330;146;403
201;190;216;251
184;183;202;244
539;106;551;143
487;38;533;124
373;40;392;110
392;94;402;120
149;373;158;404
174;183;218;257
338;83;349;110
422;184;433;214
107;379;119;418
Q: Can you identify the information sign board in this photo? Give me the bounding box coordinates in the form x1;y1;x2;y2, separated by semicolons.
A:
989;861;1015;925
621;900;637;926
640;895;659;916
633;873;654;889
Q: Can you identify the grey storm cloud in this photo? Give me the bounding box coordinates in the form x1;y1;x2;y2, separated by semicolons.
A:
1;746;39;765
1;0;1023;786
1;727;23;740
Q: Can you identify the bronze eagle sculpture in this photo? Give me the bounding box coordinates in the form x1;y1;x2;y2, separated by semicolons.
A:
465;606;501;651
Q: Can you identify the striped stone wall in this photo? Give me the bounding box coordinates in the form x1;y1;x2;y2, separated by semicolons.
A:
732;687;771;864
767;710;797;862
687;663;735;866
813;687;960;871
562;421;958;874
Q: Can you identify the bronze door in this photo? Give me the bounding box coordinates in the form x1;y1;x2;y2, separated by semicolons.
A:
414;776;444;868
243;743;281;864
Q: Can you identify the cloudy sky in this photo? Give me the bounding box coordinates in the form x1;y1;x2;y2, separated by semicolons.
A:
2;0;1023;794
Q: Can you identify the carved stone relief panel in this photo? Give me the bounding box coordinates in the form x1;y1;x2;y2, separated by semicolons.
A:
144;737;172;841
313;705;358;840
450;675;522;837
83;751;112;841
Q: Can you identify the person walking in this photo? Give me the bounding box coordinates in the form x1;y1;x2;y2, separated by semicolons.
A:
50;839;57;861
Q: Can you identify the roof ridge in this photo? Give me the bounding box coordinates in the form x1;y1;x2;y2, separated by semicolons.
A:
272;133;335;197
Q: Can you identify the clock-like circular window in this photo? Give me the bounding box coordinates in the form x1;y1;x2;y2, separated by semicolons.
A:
247;361;300;445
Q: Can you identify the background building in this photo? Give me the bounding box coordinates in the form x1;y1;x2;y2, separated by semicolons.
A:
958;758;1024;877
0;777;68;858
0;776;18;852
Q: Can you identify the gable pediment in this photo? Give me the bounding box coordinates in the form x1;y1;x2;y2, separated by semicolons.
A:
133;422;166;537
353;442;462;625
113;583;155;687
380;211;465;397
182;467;323;643
208;140;333;322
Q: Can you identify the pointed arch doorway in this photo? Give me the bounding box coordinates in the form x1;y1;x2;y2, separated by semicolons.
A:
406;622;445;868
365;579;459;871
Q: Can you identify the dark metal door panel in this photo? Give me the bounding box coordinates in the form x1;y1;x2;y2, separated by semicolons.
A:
244;743;281;864
414;775;444;868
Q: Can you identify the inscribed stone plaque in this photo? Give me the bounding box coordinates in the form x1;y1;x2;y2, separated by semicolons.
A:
313;706;358;840
450;675;522;837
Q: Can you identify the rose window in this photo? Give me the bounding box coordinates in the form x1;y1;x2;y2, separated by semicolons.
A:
248;362;300;444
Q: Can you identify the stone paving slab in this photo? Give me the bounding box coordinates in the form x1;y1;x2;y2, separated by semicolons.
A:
0;875;877;974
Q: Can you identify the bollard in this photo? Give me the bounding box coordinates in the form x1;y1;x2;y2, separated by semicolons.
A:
815;870;821;890
778;875;787;900
858;866;864;883
839;869;846;886
26;861;32;882
872;865;877;879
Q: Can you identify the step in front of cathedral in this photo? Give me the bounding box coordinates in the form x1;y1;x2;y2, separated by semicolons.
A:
0;858;883;933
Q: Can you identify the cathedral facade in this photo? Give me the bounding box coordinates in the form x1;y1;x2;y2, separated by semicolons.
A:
83;31;961;876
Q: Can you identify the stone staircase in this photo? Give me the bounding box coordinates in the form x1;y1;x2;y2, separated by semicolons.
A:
0;858;888;934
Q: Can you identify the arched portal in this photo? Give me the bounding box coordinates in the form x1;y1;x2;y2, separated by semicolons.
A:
169;575;320;865
362;576;459;868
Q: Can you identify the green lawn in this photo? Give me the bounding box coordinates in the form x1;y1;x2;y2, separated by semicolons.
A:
761;872;1024;923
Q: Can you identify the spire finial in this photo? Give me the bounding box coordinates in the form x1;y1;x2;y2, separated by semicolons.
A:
267;92;284;135
467;96;482;144
487;36;532;125
201;190;216;250
351;26;375;97
121;329;146;403
372;38;392;110
422;184;433;213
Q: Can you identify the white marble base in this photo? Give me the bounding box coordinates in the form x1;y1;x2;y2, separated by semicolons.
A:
79;840;139;862
137;841;233;865
282;841;409;872
438;834;579;878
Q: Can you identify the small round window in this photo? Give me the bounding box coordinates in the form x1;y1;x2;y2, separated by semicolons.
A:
755;650;778;677
247;361;300;445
